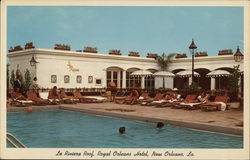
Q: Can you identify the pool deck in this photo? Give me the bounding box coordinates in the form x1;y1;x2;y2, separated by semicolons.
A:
7;102;243;136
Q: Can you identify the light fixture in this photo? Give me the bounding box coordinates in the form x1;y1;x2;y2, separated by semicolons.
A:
30;55;38;67
234;46;243;62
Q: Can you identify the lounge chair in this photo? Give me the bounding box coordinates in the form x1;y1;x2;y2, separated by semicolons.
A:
200;96;229;111
73;91;97;103
138;93;165;105
155;93;181;107
170;94;197;109
10;92;33;107
180;93;210;110
26;92;48;105
39;92;63;104
150;94;174;106
83;96;107;103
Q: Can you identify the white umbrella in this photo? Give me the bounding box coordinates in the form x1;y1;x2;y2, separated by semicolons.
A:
176;70;200;77
130;70;152;77
153;71;175;77
206;70;231;89
206;70;231;77
153;71;175;89
130;70;152;89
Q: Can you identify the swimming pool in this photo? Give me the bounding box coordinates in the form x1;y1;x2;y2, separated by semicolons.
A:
7;110;243;148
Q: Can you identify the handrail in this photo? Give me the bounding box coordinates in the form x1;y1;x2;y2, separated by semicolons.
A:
7;132;26;148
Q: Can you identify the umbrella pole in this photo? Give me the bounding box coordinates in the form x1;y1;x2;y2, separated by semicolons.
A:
219;77;220;89
163;77;165;89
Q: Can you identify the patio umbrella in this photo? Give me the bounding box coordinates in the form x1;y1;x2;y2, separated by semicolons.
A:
130;70;152;77
206;70;231;89
130;70;153;89
153;71;175;89
176;70;200;77
206;70;231;77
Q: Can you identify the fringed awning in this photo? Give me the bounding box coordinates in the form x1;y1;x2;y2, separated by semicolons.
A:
153;71;175;77
176;70;200;77
206;70;231;77
130;70;153;77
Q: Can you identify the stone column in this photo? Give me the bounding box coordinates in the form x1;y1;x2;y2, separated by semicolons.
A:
111;71;113;82
210;77;215;90
122;70;126;89
117;71;120;88
141;76;145;89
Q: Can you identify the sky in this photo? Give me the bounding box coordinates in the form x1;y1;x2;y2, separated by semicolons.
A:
7;6;244;57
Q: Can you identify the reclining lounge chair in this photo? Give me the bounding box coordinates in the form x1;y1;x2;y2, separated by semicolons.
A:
200;96;229;111
27;92;48;105
10;92;33;107
138;93;165;105
171;94;197;109
73;91;97;103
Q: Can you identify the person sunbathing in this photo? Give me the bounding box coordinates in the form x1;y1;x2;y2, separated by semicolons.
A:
48;86;61;104
11;92;26;100
153;92;180;106
59;89;78;103
116;90;139;104
197;92;210;103
129;89;139;104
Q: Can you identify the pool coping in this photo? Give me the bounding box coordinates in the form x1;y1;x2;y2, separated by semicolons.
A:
7;105;243;136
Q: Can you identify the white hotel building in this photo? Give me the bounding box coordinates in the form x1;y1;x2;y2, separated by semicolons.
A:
7;45;244;91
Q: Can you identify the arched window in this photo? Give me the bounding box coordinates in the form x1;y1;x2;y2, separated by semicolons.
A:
106;67;123;88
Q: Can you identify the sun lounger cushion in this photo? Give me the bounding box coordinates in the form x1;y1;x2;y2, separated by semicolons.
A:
179;102;202;107
184;94;197;103
39;92;49;99
16;100;33;104
151;100;167;104
201;96;229;111
85;96;106;102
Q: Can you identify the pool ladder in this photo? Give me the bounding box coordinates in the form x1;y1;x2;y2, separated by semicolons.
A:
7;132;26;148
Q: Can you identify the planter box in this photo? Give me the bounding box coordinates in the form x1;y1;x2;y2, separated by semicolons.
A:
128;51;140;57
176;54;187;58
147;53;158;59
83;46;98;53
109;50;121;55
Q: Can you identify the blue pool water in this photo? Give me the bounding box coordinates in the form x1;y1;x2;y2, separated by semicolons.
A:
7;110;243;148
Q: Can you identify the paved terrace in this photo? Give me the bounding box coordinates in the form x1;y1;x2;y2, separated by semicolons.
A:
7;102;243;136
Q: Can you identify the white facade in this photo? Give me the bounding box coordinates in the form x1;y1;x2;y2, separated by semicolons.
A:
7;48;244;90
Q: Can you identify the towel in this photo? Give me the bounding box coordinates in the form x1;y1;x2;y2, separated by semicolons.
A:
180;102;201;107
151;100;166;104
17;100;33;104
214;102;227;111
138;96;144;100
177;94;181;99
